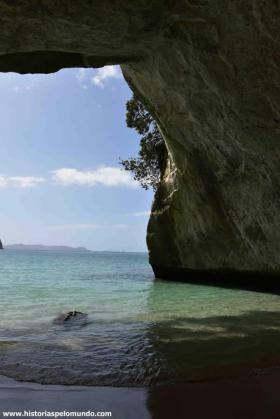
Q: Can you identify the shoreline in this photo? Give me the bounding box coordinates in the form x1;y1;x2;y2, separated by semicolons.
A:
1;359;280;419
2;355;280;387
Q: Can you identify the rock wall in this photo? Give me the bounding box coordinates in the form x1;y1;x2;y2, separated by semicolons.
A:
0;1;279;280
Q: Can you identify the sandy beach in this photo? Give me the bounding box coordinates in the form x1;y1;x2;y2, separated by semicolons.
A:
1;365;280;419
0;375;149;419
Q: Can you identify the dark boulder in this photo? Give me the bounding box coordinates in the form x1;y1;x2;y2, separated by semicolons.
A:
53;311;88;325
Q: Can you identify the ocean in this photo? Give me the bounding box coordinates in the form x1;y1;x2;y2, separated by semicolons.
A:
0;250;280;386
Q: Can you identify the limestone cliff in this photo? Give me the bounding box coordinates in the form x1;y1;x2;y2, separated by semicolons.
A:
0;1;279;280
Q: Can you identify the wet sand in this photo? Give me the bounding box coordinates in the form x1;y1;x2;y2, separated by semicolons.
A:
148;371;280;419
0;376;149;419
1;368;280;419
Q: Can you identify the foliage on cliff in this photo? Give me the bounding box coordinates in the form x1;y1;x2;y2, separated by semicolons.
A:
120;95;167;191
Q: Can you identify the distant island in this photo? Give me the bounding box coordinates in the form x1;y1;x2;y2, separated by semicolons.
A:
5;244;93;253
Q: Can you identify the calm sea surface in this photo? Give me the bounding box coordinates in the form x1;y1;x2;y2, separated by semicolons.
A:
0;250;280;386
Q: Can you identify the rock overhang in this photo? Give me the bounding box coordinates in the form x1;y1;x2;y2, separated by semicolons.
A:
0;1;279;288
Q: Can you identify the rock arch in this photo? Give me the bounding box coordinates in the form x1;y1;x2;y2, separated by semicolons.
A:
1;1;279;286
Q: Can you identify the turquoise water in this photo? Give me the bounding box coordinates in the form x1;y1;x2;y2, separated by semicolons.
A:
1;250;280;386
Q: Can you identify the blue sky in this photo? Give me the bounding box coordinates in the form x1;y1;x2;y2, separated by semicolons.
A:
0;66;153;251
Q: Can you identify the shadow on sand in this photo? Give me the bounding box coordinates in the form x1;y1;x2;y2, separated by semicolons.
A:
146;309;280;418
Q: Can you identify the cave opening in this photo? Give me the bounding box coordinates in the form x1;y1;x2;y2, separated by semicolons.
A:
0;66;153;253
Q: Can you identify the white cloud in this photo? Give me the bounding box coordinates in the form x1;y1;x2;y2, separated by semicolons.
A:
52;167;137;188
0;175;45;188
48;224;128;231
76;66;122;89
13;84;32;93
92;66;122;87
76;68;90;90
129;211;151;217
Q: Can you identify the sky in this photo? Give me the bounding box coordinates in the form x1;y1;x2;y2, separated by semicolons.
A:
0;66;153;251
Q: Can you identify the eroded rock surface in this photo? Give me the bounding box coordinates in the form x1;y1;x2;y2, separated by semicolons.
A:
0;1;279;278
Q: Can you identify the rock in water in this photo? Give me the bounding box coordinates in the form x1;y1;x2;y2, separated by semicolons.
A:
0;240;3;250
53;311;88;325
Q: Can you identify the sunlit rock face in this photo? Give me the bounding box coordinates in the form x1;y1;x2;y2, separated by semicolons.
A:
0;1;279;278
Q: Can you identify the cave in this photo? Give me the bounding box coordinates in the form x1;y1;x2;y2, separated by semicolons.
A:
1;1;279;290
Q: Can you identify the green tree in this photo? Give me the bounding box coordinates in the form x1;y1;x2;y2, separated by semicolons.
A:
120;95;167;191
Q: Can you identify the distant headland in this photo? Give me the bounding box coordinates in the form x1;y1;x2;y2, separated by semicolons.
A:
5;244;93;253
